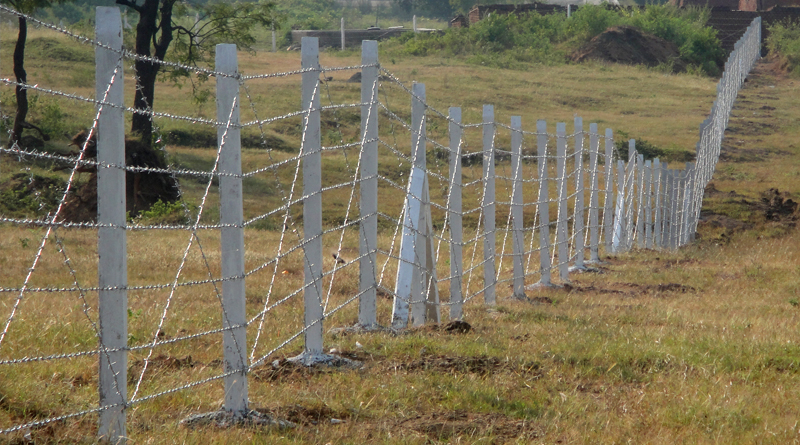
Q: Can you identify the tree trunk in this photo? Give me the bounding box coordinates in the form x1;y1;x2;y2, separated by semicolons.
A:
130;0;161;149
10;16;28;147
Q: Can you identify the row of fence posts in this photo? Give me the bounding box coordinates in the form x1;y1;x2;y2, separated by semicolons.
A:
90;9;762;443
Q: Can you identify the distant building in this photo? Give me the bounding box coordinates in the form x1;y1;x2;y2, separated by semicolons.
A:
450;14;468;28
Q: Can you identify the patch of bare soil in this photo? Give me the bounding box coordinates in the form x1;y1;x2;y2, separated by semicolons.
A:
386;354;541;377
252;351;369;382
256;403;350;426
570;282;695;298
570;26;685;70
128;355;195;383
404;320;473;335
698;211;753;238
396;411;542;442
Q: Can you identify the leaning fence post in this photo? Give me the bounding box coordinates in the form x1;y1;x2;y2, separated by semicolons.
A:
358;40;379;328
482;105;496;305
216;43;248;413
534;120;552;287
571;117;586;271
555;122;569;282
510;116;526;299
587;123;600;263
393;83;437;328
448;107;464;319
96;7;127;443
300;37;325;358
603;129;614;253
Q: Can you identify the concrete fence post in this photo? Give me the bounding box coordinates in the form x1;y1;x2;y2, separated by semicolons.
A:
683;162;696;244
555;122;569;282
624;142;636;250
653;159;662;249
358;41;379;328
669;169;679;250
534;120;552;286
603;129;614;253
340;18;345;50
510;116;526;299
644;160;653;249
448;107;464;319
393;83;439;327
216;43;248;413
587;123;600;263
571;117;586;271
612;159;625;252
96;7;127;443
659;162;669;249
300;37;325;358
636;153;645;249
482;105;497;305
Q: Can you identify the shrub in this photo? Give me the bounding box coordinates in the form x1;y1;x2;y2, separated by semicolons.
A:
566;5;623;43
627;5;723;75
389;4;722;75
134;199;190;225
766;20;800;74
0;173;66;218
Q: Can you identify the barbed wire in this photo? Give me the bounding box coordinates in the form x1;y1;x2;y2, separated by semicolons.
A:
0;10;761;436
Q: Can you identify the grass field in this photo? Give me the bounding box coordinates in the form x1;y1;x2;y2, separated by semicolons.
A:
1;24;800;444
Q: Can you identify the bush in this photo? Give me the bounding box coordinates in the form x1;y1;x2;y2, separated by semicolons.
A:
134;199;190;225
566;5;623;43
766;20;800;74
389;4;722;75
0;173;66;218
627;5;723;76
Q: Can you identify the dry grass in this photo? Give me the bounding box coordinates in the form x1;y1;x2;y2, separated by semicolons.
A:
2;23;800;444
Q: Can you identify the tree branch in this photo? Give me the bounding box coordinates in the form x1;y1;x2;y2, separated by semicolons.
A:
115;0;143;14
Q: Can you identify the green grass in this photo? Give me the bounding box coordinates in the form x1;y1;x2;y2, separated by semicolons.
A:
2;21;800;444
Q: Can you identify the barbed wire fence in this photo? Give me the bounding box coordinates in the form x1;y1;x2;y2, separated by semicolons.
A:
0;5;761;442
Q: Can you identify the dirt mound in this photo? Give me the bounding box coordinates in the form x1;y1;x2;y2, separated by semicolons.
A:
570;26;685;70
761;188;799;222
57;131;181;223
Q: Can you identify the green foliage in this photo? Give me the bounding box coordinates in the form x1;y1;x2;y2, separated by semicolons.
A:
397;12;567;68
134;199;190;225
274;0;339;31
766;20;800;75
1;91;70;140
626;5;723;76
389;5;723;75
170;1;277;68
566;4;622;43
0;173;65;218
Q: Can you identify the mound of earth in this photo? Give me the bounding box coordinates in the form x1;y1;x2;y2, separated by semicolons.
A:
570;26;685;71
